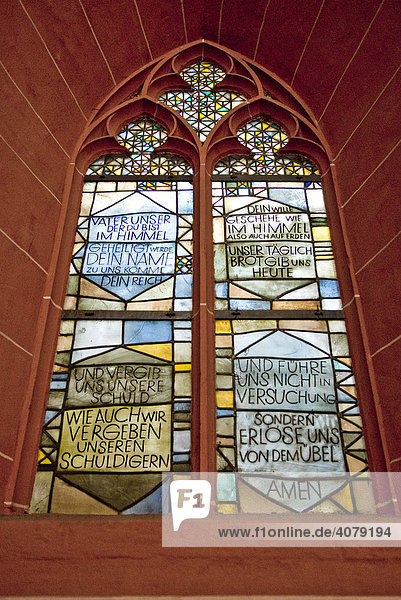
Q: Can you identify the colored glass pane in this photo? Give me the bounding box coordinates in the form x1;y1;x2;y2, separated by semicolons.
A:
86;118;192;177
66;180;193;312
31;118;193;515
216;319;368;513
159;62;246;142
214;119;367;514
213;179;336;311
32;319;191;514
30;53;372;520
214;119;319;176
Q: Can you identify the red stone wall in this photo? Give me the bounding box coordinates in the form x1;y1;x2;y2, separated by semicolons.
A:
0;0;400;595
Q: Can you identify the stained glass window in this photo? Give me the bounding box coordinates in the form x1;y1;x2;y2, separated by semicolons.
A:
214;120;319;176
159;61;246;142
66;179;193;312
87;118;193;177
30;61;371;517
213;118;368;515
213;180;335;311
30;119;193;514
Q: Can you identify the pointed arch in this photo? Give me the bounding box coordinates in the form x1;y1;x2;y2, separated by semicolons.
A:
7;41;389;515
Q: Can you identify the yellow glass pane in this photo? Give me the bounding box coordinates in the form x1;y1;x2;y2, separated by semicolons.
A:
50;478;117;514
352;480;377;512
340;385;357;398
341;419;359;432
346;455;366;472
174;422;190;429
217;503;238;514
216;389;234;408
128;343;172;362
309;500;338;513
78;298;124;310
172;473;191;481
272;300;319;310
73;242;84;254
339;403;353;412
233;320;276;333
60;321;74;334
38;449;49;464
57;336;73;352
215;320;232;334
175;372;191;395
175;363;191;371
332;484;354;512
59;405;171;473
312;226;331;241
237;480;290;514
349;437;366;450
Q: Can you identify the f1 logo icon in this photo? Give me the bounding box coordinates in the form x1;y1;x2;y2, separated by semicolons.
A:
170;480;211;531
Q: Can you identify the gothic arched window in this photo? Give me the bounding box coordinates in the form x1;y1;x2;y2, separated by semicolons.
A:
30;47;370;516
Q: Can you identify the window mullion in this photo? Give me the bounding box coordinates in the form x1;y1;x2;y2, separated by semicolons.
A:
190;162;217;473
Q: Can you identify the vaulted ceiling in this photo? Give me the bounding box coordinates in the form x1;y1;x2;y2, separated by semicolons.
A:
2;0;399;167
1;3;401;595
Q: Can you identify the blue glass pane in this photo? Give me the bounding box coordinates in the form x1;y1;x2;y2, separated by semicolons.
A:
343;405;360;415
217;409;234;417
319;279;340;298
269;188;307;211
215;282;228;298
229;299;271;310
122;485;163;514
174;299;192;310
337;389;357;403
50;381;67;390
175;274;192;297
178;190;193;214
44;410;58;424
174;402;191;411
173;453;190;462
74;247;85;258
124;320;172;344
333;360;351;371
